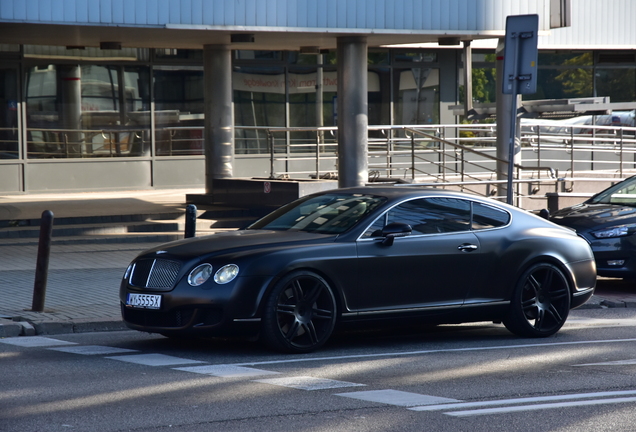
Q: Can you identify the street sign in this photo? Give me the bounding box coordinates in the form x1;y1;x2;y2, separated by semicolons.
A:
502;14;539;95
501;14;539;205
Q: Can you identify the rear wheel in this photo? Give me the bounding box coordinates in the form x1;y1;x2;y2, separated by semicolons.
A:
261;271;337;353
503;263;571;338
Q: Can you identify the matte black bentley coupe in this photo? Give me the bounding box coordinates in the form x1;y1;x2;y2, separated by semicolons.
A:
120;187;596;353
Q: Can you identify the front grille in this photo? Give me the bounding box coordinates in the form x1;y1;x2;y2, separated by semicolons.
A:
129;258;181;290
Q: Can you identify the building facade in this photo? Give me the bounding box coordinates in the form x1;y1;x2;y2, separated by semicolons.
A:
0;0;634;193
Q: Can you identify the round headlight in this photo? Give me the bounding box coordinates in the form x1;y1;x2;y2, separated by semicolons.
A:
188;263;213;286
214;264;239;284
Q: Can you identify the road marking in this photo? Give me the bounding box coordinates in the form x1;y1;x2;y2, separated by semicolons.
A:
410;389;636;412
253;376;365;391
173;364;281;377
575;359;636;366
227;338;636;367
105;353;205;366
336;390;461;407
48;345;138;355
445;397;636;417
0;336;76;347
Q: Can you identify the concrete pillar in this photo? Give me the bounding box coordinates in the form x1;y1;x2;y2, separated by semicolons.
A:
495;39;521;203
59;65;82;155
337;36;368;188
203;45;234;193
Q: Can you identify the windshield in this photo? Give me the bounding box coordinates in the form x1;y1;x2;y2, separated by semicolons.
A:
589;176;636;206
248;193;387;234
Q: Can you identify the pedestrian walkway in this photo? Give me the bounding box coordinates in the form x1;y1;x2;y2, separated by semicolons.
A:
1;188;636;338
0;189;201;336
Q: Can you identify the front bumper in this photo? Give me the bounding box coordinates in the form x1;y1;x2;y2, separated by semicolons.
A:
119;274;271;336
589;235;636;279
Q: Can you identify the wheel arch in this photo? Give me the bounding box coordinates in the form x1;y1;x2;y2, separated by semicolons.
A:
255;265;346;320
511;254;577;299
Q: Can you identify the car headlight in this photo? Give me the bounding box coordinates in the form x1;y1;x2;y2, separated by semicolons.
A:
188;263;213;286
214;264;239;284
591;224;636;239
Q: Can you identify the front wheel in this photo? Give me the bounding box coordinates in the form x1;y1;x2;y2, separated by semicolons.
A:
261;271;337;353
503;263;571;338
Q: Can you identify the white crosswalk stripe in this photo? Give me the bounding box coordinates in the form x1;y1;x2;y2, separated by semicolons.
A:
173;364;280;377
105;353;205;366
253;376;365;391
0;336;76;347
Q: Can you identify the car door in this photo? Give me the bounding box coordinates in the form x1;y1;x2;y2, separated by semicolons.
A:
351;197;487;312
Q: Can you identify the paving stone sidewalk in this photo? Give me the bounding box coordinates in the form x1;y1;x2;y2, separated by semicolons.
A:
1;188;636;338
0;242;161;337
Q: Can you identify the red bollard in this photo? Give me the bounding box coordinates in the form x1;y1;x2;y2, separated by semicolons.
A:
31;210;54;312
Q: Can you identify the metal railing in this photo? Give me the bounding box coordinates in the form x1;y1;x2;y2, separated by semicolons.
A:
234;122;636;206
22;127;150;158
5;122;636;206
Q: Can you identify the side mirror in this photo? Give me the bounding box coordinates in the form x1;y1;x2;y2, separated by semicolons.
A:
538;208;550;220
381;222;412;246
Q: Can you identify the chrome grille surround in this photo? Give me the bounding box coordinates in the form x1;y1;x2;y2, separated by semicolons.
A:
129;258;181;290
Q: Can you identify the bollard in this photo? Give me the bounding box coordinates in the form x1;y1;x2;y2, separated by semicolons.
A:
185;204;197;238
31;210;54;312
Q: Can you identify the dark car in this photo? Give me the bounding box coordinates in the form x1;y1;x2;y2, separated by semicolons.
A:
120;187;596;353
550;175;636;280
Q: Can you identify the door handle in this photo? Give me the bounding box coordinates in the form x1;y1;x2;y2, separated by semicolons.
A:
458;243;478;252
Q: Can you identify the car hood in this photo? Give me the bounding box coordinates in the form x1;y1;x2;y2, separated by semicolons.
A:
140;229;338;258
550;202;636;232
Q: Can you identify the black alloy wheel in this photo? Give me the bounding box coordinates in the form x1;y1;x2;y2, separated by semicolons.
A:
261;271;337;353
504;263;571;338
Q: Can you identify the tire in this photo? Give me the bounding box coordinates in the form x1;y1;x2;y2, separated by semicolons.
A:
503;262;571;338
261;270;337;353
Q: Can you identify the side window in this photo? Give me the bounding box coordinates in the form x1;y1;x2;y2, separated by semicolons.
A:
362;197;471;237
472;202;510;230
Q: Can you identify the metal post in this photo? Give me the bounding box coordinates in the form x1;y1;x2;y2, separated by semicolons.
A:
31;210;54;312
268;130;275;179
185;204;197;238
409;133;414;180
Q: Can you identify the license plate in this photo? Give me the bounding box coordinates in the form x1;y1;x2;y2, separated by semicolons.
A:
127;293;161;309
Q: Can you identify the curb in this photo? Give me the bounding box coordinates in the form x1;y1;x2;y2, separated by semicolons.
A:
1;295;633;339
0;318;128;338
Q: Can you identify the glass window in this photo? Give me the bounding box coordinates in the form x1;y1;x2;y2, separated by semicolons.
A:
153;66;204;156
24;45;148;61
394;67;440;126
393;51;438;64
527;52;594;101
249;193;386;234
595;69;636;103
538;51;593;67
471;202;510;230
25;64;150;158
154;49;203;62
364;197;471;237
0;67;18;159
235;51;284;61
233;66;286;154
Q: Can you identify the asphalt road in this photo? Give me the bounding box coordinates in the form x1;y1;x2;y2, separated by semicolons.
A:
4;308;636;432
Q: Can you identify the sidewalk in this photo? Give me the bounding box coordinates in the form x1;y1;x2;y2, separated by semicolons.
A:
1;189;636;338
0;189;201;337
